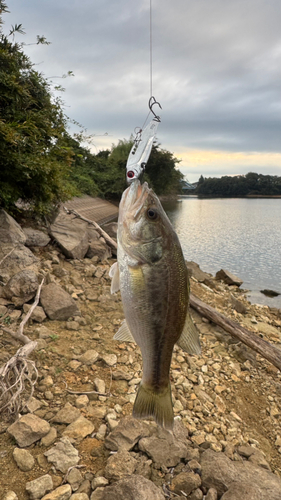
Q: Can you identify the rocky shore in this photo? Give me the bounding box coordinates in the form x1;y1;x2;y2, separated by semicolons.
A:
1;208;281;500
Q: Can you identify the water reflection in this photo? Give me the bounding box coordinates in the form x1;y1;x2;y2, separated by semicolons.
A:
162;197;281;308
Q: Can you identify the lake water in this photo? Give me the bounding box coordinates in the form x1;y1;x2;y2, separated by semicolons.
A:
163;196;281;309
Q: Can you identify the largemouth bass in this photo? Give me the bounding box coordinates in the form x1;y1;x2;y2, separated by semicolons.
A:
110;180;200;429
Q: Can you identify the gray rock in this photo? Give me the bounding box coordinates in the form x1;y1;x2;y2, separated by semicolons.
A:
104;450;137;481
50;212;89;259
13;447;35;471
112;370;132;381
23;303;47;322
189;489;204;500
91;477;109;490
0;244;38;281
102;354;117;366
41;427;57;447
23;227;51;247
230;294;247;314
134;456;152;480
101;474;165;500
205;488;218;500
26;474;53;500
41;484;72;500
86;240;111;261
185;261;211;282
40;283;80;320
215;269;243;287
220;483;263;500
170;471;201;496
90;488;105;500
7;413;50;447
3;269;38;305
44;437;80;473
94;378;106;394
79;350;99;365
25;396;42;413
63;416;95;440
70;494;89;500
67;467;83;491
201;449;281;499
105;416;151;451
2;492;18;500
138;425;188;467
0;209;26;244
76;480;91;496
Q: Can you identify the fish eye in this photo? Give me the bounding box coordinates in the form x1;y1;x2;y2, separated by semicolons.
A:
146;208;158;220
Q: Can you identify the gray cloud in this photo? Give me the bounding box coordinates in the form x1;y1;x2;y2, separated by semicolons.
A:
4;0;281;180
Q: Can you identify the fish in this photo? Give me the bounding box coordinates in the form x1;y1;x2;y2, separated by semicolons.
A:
109;180;201;429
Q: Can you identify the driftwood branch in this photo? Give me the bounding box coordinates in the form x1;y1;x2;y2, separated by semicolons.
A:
64;207;118;250
0;278;44;416
190;293;281;371
0;341;38;416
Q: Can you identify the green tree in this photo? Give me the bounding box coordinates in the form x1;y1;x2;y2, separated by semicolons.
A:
0;2;76;214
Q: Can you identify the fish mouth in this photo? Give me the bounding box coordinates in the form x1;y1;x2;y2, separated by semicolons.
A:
120;180;150;221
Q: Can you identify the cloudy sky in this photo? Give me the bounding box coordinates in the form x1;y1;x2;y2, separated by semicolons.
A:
3;0;281;182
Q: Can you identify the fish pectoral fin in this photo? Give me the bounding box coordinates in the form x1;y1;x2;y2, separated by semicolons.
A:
113;320;136;343
109;261;120;294
133;382;174;430
177;310;201;355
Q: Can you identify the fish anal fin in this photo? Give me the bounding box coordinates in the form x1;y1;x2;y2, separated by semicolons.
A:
113;320;136;343
177;310;201;355
133;382;174;430
109;262;120;294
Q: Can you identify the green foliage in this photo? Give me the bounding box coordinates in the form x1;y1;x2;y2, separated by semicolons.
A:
196;172;281;197
0;11;76;214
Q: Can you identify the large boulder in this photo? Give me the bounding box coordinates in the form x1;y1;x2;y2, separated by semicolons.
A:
201;449;281;500
215;269;243;287
0;209;26;245
186;261;212;282
101;475;165;500
3;269;38;306
40;283;80;320
23;227;51;247
86;239;111;261
0;244;38;282
50;212;89;259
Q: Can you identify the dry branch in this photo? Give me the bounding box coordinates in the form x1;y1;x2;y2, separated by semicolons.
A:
190;293;281;371
0;278;44;416
64;207;118;250
0;341;38;415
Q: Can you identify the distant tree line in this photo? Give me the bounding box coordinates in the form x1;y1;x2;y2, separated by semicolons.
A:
196;173;281;197
0;2;183;216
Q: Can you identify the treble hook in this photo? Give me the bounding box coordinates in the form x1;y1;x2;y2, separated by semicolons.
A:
149;96;162;122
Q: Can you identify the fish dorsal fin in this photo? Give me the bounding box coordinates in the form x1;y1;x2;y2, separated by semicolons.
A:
109;262;120;294
113;320;136;343
177;310;201;355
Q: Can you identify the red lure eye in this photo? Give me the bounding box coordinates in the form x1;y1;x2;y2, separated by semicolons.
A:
127;171;135;179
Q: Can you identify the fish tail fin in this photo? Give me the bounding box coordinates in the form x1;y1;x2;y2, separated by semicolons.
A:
133;382;174;430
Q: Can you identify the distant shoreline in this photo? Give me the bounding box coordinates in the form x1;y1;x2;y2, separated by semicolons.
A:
179;194;281;199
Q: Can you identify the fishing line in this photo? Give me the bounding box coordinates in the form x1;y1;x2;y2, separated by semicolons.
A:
141;0;158;130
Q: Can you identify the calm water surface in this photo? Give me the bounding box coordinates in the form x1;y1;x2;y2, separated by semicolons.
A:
163;197;281;308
